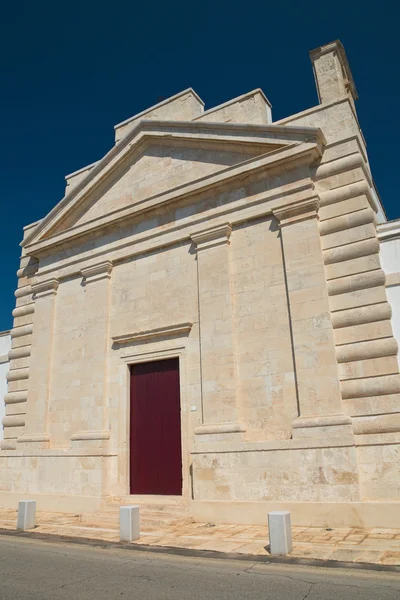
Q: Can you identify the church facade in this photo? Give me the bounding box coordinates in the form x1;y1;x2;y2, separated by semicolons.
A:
1;40;400;528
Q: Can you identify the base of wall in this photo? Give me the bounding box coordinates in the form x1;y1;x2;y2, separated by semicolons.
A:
0;492;104;514
1;491;399;529
190;500;400;529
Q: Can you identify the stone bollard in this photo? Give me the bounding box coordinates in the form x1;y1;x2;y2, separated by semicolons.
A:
120;505;140;542
17;500;36;531
268;510;292;555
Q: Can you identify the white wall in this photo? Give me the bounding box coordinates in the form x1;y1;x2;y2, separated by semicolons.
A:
0;332;11;441
379;223;400;367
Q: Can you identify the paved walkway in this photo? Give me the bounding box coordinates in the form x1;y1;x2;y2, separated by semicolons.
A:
0;508;399;566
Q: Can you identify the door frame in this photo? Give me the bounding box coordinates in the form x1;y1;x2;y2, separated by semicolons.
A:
120;342;190;500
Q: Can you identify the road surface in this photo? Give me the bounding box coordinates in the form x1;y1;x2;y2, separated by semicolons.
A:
0;533;399;599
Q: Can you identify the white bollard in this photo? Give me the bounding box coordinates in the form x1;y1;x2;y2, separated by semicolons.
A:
17;500;36;531
268;510;292;555
120;505;140;542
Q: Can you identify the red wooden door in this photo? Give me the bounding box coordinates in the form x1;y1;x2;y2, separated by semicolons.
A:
130;358;182;495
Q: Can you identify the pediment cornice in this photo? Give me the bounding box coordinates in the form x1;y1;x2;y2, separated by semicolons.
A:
22;120;325;256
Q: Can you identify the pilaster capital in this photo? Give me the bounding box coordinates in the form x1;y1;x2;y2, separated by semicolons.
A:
81;260;113;284
31;278;59;298
273;196;320;227
191;224;232;251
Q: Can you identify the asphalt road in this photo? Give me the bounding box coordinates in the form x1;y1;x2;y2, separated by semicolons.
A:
0;534;399;600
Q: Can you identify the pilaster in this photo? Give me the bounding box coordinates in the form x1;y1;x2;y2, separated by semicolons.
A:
273;198;352;438
17;278;59;447
69;260;113;446
191;224;245;442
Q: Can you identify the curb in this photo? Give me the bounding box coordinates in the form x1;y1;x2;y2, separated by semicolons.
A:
0;528;399;573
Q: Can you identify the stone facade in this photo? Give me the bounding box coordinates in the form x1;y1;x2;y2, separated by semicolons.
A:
1;40;400;528
0;331;11;440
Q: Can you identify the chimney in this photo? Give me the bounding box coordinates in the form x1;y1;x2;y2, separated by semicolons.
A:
310;40;358;110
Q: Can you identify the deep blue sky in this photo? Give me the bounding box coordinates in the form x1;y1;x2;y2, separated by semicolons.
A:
0;1;399;330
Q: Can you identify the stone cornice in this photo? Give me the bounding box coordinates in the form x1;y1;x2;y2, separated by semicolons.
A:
31;278;59;298
377;219;400;241
17;434;50;444
273;196;320;227
26;179;317;282
386;272;400;288
22;120;325;254
81;260;113;283
112;322;193;345
23;140;323;258
70;430;110;441
191;224;232;251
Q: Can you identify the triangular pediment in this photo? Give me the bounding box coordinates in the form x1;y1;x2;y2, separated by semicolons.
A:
23;120;325;253
51;139;277;234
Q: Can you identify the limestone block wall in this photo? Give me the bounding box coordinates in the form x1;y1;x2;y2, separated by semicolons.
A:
0;453;109;507
314;156;400;436
193;443;360;503
114;89;204;143
194;90;272;125
0;331;11;441
2;40;400;524
275;73;400;439
231;217;297;440
48;275;87;446
1;223;39;450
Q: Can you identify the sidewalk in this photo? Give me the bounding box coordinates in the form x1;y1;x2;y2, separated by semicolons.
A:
0;508;399;566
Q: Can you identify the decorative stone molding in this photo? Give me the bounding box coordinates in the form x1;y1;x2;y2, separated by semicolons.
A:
31;278;59;298
70;430;110;441
191;224;232;251
6;368;29;382
12;304;35;318
112;322;193;345
319;180;378;212
2;415;25;428
8;347;31;360
293;414;352;430
0;353;8;365
194;422;246;435
0;440;16;450
81;260;113;283
10;324;33;338
292;415;353;438
377;219;400;241
273;196;320;227
352;413;400;435
314;152;364;181
17;433;50;444
4;391;27;404
327;269;386;296
319;207;375;236
341;374;400;399
323;238;380;265
15;285;33;299
22;121;324;256
332;303;392;329
16;265;39;279
336;338;398;363
386;272;400;287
